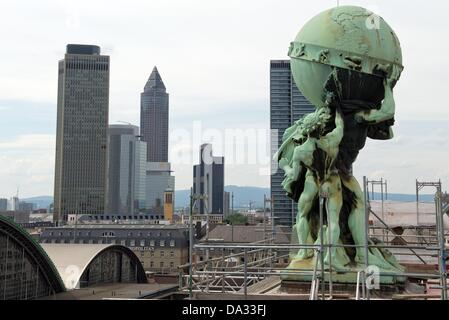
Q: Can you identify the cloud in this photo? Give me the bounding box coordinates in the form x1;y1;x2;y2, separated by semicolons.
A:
0;134;55;197
1;1;449;195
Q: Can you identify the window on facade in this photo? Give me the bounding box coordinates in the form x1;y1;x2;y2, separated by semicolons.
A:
121;240;126;246
160;251;165;257
150;251;154;257
140;240;145;246
150;240;155;246
160;240;165;247
170;251;174;257
165;193;173;204
150;261;154;268
160;262;164;268
170;240;175;247
130;240;135;246
170;262;174;268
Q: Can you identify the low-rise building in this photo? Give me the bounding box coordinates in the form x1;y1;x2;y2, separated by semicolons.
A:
0;210;30;224
180;213;224;225
39;224;189;274
196;224;291;266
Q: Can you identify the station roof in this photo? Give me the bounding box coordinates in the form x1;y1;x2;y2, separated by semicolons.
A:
41;244;146;289
0;215;65;294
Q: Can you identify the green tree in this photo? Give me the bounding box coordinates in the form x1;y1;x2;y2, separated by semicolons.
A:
224;213;248;225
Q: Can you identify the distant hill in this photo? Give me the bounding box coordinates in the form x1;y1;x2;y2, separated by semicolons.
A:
20;190;436;210
22;196;53;209
174;186;270;208
174;188;436;208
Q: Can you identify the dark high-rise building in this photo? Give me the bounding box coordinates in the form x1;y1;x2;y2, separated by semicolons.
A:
0;198;7;211
53;44;110;224
107;124;147;215
270;60;314;227
140;66;169;162
193;144;225;215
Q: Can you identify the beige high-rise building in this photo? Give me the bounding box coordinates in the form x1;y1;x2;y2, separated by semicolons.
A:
54;44;110;224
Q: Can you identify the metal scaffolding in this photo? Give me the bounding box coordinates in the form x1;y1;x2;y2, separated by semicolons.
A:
179;177;448;300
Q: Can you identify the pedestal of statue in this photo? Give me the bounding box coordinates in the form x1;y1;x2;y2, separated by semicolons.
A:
280;257;407;285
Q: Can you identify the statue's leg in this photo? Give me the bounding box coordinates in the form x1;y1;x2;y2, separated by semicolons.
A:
322;174;346;270
294;170;318;260
344;176;401;270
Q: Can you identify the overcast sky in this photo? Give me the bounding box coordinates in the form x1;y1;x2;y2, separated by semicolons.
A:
0;0;448;198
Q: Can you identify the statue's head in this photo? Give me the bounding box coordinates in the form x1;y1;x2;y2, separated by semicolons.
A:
301;107;331;137
288;6;403;108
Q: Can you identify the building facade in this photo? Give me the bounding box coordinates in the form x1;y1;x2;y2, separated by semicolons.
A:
0;199;7;211
270;60;314;227
140;66;169;162
145;162;175;216
224;191;231;217
18;201;34;213
0;211;30;224
54;44;110;223
107;124;147;215
193;144;225;215
9;197;19;211
39;224;189;274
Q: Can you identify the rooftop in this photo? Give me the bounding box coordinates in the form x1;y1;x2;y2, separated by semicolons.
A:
40;283;177;300
201;224;290;244
144;66;166;91
46;223;189;230
66;44;101;55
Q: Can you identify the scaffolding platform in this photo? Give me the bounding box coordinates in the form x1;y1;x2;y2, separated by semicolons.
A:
281;257;407;284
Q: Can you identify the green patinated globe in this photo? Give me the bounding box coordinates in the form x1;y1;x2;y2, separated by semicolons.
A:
289;5;403;107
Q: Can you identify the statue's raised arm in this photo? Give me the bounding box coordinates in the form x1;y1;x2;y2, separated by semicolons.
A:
317;110;344;156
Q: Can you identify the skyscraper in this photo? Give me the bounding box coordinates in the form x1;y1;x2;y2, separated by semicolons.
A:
107;124;147;215
270;60;314;227
145;162;175;217
10;196;19;211
0;198;7;211
54;44;110;224
140;66;169;162
193;144;225;215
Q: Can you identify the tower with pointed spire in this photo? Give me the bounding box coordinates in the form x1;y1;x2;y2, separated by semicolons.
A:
140;66;169;162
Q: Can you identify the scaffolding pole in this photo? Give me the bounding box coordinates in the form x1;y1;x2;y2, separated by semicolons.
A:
185;179;447;300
